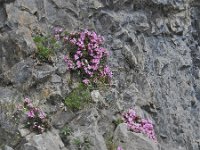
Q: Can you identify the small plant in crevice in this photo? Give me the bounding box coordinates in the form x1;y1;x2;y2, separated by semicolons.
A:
105;132;124;150
33;34;59;62
112;118;124;128
60;125;72;136
52;27;113;86
16;98;50;133
64;83;91;111
122;108;157;141
106;134;117;150
0;102;21;148
60;125;73;145
73;136;92;150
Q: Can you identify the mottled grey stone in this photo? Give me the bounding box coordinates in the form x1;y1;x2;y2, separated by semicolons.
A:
51;110;75;129
122;45;138;68
91;90;106;105
111;39;123;50
0;0;200;150
21;129;66;150
32;64;56;82
50;74;62;83
0;87;21;103
3;145;14;150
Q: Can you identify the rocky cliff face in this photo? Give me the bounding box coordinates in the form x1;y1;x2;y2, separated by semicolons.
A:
0;0;200;150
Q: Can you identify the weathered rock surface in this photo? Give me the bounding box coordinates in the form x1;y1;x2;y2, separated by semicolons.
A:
0;0;200;150
114;123;158;150
19;129;67;150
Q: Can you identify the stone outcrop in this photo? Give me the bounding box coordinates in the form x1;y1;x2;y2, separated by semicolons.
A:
0;0;200;150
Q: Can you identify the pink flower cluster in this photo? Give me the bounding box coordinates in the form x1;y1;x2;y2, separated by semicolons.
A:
123;109;157;141
17;98;49;133
53;27;112;85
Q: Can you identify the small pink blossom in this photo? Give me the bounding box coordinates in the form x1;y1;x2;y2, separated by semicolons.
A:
76;61;82;68
70;38;77;44
117;146;123;150
39;110;46;119
53;27;63;34
64;36;68;41
102;65;113;78
74;54;79;60
27;103;34;109
27;110;35;118
76;51;82;56
82;79;90;85
24;98;31;104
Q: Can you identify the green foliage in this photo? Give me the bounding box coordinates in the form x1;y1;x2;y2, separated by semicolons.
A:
73;137;92;150
60;125;72;146
64;83;91;111
33;35;59;61
73;138;82;147
113;118;123;128
60;125;72;137
106;135;117;150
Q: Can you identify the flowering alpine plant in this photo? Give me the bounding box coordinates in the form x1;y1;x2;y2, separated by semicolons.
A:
17;98;50;133
123;109;157;141
53;27;112;85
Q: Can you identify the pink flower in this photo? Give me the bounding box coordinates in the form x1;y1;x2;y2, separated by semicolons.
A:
80;32;85;40
39;110;46;119
117;146;123;150
102;65;113;78
82;79;90;85
27;103;34;109
18;98;49;133
76;51;82;56
64;56;74;70
91;65;98;70
64;56;69;62
74;54;79;60
53;27;63;34
76;61;82;68
23;98;34;109
91;59;100;64
24;98;31;104
27;110;35;118
37;125;45;133
64;36;68;41
70;38;77;44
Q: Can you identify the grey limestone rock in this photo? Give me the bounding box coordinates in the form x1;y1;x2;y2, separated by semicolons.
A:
3;145;14;150
122;45;138;68
0;0;200;150
32;64;56;82
20;129;67;150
